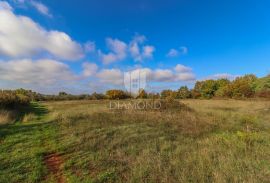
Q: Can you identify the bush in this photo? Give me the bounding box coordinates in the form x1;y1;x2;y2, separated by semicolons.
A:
255;89;270;98
106;90;129;99
0;90;31;109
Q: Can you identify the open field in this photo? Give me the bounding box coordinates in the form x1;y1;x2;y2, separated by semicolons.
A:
1;99;270;183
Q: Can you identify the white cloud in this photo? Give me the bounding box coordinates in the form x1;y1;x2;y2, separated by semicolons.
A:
0;59;100;94
167;46;188;57
0;3;83;60
10;0;52;17
98;34;155;64
175;72;196;81
0;1;12;10
174;64;192;72
99;38;127;64
147;64;195;82
152;69;174;82
95;64;195;86
129;41;140;59
29;1;52;17
143;45;155;58
167;49;179;57
82;62;98;77
204;73;239;81
84;41;96;53
0;59;78;85
96;69;123;85
129;35;155;62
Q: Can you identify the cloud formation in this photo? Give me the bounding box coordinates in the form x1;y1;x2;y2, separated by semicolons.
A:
204;73;239;81
29;1;52;17
0;2;195;94
96;69;123;85
174;64;192;72
99;38;128;65
82;62;98;77
10;0;52;17
0;2;83;60
95;64;196;86
0;59;78;85
129;35;155;62
0;1;12;10
167;46;188;57
98;35;155;64
84;41;96;53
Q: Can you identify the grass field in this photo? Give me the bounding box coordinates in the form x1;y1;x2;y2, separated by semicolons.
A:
1;99;270;183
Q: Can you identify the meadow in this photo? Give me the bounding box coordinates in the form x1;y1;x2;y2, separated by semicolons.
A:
1;99;270;183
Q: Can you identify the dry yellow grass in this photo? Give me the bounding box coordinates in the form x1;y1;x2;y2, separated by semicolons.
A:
0;110;17;125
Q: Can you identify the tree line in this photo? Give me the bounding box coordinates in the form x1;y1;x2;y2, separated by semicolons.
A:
1;74;269;109
105;74;270;100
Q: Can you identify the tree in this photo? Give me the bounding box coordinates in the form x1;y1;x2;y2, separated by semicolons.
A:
214;79;231;98
254;75;270;98
230;76;255;98
161;90;176;99
148;92;160;99
106;90;128;100
177;86;191;99
137;89;148;99
59;92;68;96
192;81;203;98
254;75;270;92
200;80;218;99
215;79;230;88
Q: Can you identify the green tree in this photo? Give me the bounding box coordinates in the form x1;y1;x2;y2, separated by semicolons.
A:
200;80;218;99
177;86;191;99
161;90;176;99
192;81;203;98
214;79;231;98
253;75;270;98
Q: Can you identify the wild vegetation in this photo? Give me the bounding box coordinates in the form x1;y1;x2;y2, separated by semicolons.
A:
0;74;270;182
1;75;269;105
103;74;270;100
162;74;270;99
1;99;270;182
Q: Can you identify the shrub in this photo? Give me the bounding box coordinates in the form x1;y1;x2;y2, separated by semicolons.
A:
106;90;129;99
0;90;30;109
255;89;270;98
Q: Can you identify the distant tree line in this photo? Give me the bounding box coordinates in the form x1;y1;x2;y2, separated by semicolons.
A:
105;74;270;100
190;74;270;99
1;74;270;109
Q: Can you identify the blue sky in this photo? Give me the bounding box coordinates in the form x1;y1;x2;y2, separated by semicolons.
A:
0;0;269;94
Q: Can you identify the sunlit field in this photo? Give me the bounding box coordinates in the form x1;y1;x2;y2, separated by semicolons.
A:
1;99;270;183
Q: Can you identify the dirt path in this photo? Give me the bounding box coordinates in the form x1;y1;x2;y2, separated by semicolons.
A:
44;153;66;183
